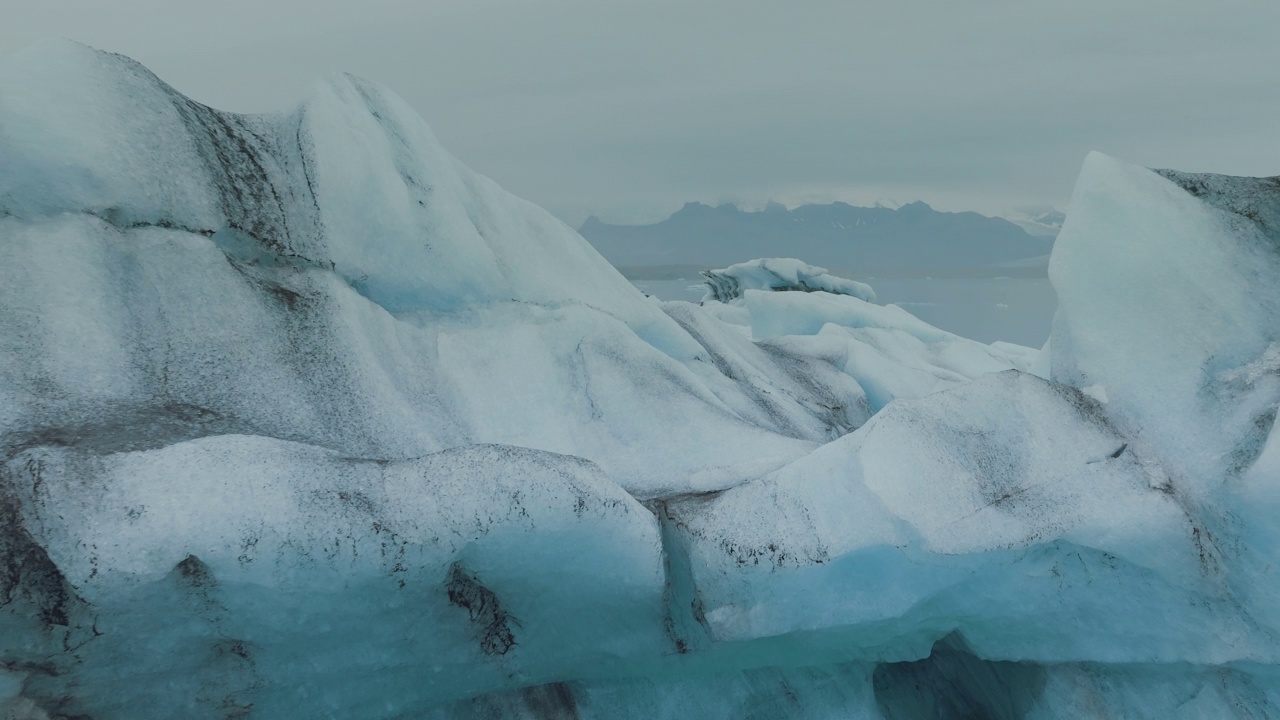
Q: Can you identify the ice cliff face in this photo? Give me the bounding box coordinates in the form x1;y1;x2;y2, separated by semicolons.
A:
2;42;1279;719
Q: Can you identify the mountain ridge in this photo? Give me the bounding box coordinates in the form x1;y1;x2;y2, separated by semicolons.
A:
579;199;1054;276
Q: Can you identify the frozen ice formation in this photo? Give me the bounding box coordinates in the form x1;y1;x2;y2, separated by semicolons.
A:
700;257;877;303
2;42;1279;719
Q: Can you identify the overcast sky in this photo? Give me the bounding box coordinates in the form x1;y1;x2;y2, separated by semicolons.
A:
4;0;1279;226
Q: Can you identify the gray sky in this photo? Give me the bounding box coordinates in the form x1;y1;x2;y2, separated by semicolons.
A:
4;0;1279;226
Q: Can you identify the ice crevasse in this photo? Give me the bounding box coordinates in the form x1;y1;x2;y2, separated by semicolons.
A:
1;41;1279;719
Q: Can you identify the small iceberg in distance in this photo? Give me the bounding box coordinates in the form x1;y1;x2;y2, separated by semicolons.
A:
700;257;877;303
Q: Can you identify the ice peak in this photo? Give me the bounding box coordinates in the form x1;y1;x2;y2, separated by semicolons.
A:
0;40;680;327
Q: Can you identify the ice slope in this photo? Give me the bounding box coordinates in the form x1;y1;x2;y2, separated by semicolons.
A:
3;43;1280;719
0;41;656;321
1048;153;1280;492
1047;152;1280;660
0;40;842;497
666;371;1246;659
684;278;1035;412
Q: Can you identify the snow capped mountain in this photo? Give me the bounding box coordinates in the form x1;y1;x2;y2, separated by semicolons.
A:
2;41;1279;719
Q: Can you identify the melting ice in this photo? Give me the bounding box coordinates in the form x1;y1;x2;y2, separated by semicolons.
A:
2;41;1279;719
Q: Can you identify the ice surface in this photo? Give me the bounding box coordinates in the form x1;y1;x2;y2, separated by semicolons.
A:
1048;152;1280;492
698;285;1035;411
668;371;1249;662
3;439;669;716
0;41;833;498
700;257;877;303
1047;155;1280;675
2;44;1280;718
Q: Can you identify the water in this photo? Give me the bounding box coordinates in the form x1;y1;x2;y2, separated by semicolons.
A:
630;277;1056;348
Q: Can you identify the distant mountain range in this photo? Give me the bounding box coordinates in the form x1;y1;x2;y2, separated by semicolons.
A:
1008;209;1067;238
579;201;1055;278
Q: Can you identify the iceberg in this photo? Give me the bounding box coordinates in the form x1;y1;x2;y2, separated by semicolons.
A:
700;258;877;304
2;42;1279;718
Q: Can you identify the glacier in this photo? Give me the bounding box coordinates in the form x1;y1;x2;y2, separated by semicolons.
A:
1;41;1279;719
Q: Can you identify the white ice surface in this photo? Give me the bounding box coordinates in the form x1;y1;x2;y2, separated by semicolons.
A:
2;44;1279;720
730;289;1033;410
700;258;877;304
1048;152;1280;494
4;438;670;716
0;41;836;498
671;371;1256;666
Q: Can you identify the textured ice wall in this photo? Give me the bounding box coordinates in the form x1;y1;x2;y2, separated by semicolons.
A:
0;40;849;497
1049;153;1280;491
1047;153;1280;670
2;43;1280;719
3;440;668;717
0;40;1019;717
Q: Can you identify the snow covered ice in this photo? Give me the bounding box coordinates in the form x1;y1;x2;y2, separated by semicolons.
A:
699;258;878;304
2;41;1279;719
